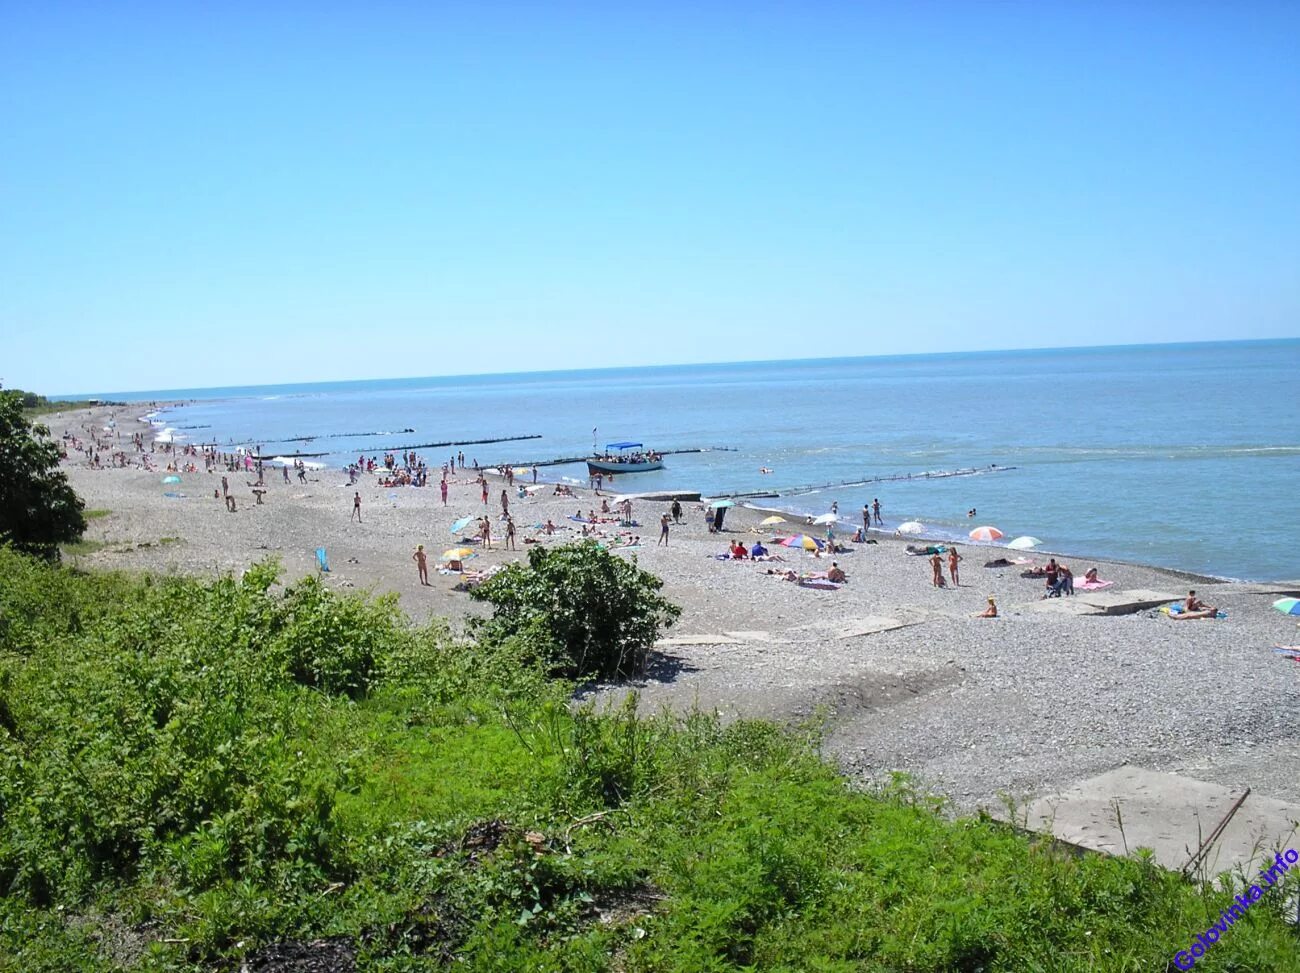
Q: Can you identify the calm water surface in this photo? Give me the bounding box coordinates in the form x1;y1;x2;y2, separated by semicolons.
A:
88;340;1300;581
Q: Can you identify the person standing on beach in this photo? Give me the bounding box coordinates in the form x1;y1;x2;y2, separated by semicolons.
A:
671;499;683;524
659;513;670;546
872;498;882;526
531;466;538;483
480;478;489;505
221;475;229;497
862;504;871;532
440;478;448;506
351;491;362;523
948;547;962;586
501;489;510;517
481;516;492;550
413;544;429;586
505;516;517;550
929;551;944;587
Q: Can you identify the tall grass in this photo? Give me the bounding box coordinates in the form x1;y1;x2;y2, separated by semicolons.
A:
1;547;1296;971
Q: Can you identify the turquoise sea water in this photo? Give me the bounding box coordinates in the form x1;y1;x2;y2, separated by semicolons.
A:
83;340;1299;581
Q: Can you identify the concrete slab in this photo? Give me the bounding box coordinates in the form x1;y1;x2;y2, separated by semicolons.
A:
1228;582;1300;597
723;630;774;642
655;634;743;647
833;617;910;639
1009;766;1300;877
1073;589;1183;615
1025;599;1108;616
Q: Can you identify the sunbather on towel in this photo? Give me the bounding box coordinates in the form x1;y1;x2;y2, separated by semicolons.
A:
1174;589;1219;620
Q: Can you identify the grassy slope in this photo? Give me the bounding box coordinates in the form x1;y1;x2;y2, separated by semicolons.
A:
1;549;1297;972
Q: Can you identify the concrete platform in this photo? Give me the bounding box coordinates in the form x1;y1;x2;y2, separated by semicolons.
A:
655;633;743;647
1025;589;1182;616
833;616;911;639
1227;582;1300;597
1006;766;1300;878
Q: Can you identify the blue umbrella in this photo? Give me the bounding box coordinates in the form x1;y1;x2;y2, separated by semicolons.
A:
450;515;474;534
161;475;181;484
1273;598;1300;616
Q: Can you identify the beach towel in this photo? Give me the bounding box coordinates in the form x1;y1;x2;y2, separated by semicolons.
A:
315;547;330;572
797;578;843;590
1161;602;1226;619
1076;579;1115;590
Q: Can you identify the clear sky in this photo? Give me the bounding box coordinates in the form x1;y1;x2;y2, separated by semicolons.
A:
3;2;1297;395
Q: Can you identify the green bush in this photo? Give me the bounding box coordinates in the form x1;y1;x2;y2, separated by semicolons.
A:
3;548;1299;971
0;390;86;558
469;542;681;680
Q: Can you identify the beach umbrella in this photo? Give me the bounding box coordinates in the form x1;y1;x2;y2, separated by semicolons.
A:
1273;598;1300;616
969;526;1005;542
780;534;822;551
442;547;475;560
449;515;474;534
897;521;925;535
161;474;181;484
812;513;838;525
760;515;786;526
1007;536;1042;550
710;499;736;508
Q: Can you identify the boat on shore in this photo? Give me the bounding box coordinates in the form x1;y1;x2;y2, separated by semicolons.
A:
587;441;664;475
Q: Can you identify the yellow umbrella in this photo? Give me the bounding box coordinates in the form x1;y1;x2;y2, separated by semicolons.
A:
442;547;474;560
760;515;786;526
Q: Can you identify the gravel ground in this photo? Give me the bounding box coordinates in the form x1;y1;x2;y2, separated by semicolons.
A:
52;404;1300;815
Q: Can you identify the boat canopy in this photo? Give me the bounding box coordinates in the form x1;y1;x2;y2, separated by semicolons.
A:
604;441;643;450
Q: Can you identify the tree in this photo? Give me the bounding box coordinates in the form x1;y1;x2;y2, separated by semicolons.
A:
469;541;681;680
0;390;86;558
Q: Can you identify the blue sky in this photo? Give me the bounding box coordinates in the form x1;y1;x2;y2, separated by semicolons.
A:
3;2;1297;395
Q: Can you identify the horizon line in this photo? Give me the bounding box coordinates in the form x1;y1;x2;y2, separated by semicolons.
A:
48;335;1300;401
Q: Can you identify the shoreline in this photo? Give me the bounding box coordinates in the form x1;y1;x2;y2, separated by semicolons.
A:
139;399;1282;585
45;401;1300;818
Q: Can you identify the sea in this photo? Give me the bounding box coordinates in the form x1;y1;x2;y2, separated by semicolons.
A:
75;339;1300;582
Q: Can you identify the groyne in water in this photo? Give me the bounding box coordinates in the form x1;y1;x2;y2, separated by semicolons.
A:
714;464;1017;500
487;446;737;469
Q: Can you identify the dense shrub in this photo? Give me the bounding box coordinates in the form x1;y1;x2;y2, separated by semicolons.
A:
3;549;1299;972
0;390;85;558
469;541;681;680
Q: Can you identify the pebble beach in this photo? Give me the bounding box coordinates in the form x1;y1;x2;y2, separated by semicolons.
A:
52;404;1300;816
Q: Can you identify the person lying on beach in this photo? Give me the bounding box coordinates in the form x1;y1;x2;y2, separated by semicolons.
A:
976;596;998;618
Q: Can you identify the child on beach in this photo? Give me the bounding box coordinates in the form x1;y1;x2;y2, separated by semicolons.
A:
976;596;998;618
413;545;429;585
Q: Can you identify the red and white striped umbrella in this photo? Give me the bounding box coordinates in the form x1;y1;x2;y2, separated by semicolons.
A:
969;525;1005;542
